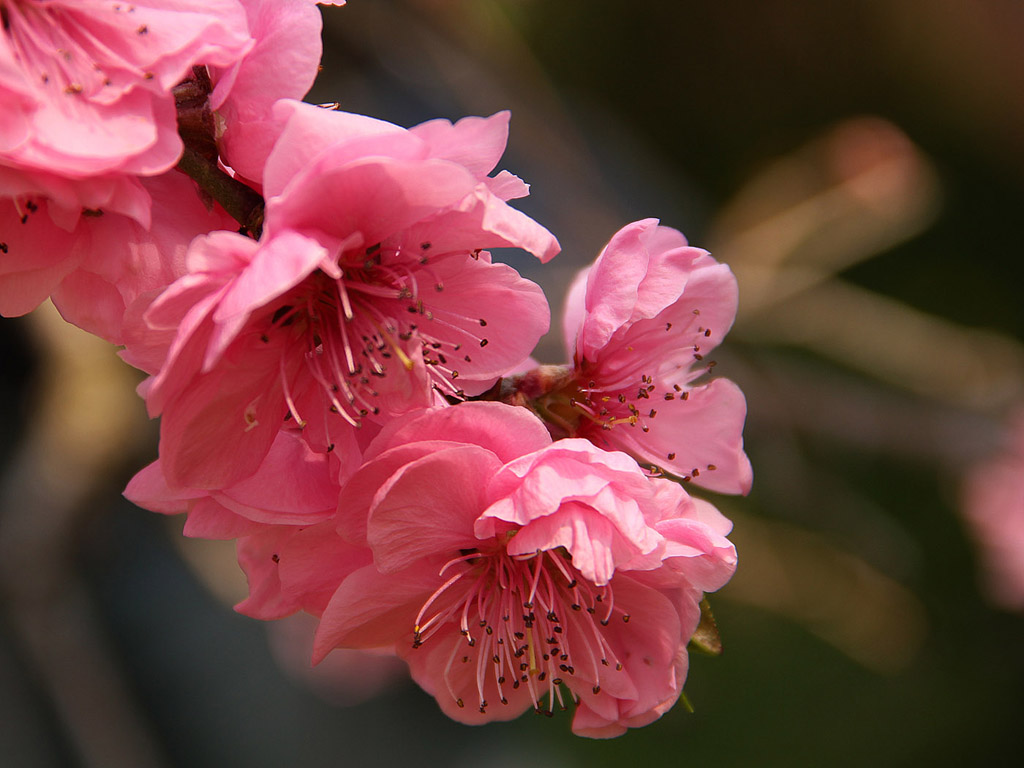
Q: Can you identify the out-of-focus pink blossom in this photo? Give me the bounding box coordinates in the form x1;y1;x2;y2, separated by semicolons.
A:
134;104;558;490
551;218;751;494
962;411;1024;611
313;403;736;737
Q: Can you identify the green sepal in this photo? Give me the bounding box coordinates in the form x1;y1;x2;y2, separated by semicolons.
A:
688;598;723;656
679;691;695;714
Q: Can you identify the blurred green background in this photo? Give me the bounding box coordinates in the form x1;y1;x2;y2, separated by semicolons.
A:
2;1;1022;766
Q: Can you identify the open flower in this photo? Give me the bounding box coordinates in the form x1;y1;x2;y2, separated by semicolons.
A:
135;103;558;490
0;0;250;202
534;218;752;494
314;403;736;737
0;0;252;336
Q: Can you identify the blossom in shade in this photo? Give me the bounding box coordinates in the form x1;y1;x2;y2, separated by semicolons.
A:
545;218;751;494
314;403;737;737
125;428;370;619
134;102;558;490
962;410;1024;611
1;170;239;343
267;613;406;708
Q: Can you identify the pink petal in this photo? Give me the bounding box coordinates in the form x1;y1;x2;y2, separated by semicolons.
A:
569;576;684;737
182;499;263;539
408;112;510;180
267;154;477;253
578;219;657;358
367;446;501;573
504;503;638;586
367;402;551;464
313;560;439;661
336;440;459;545
235;527;303;620
209;230;328;354
277;522;373;617
561;267;589;359
609;377;753;494
263;100;407;199
215;430;339;525
211;0;325;182
403;622;537;725
123;459;202;514
157;339;286;489
419;257;549;383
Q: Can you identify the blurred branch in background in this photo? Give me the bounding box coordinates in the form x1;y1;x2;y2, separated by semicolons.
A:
724;508;927;674
0;303;163;768
715;116;1024;413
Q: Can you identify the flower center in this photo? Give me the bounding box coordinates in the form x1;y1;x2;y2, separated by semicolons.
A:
530;311;723;479
412;546;630;715
262;244;492;434
3;1;135;99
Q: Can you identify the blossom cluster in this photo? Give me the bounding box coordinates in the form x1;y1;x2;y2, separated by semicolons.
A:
1;1;749;737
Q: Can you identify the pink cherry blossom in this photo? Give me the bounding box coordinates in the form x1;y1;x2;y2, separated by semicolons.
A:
135;103;558;490
962;410;1024;611
0;0;252;326
0;0;250;216
548;218;752;494
314;403;736;737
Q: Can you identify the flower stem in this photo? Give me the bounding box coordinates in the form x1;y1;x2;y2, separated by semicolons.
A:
175;146;265;238
173;66;265;238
